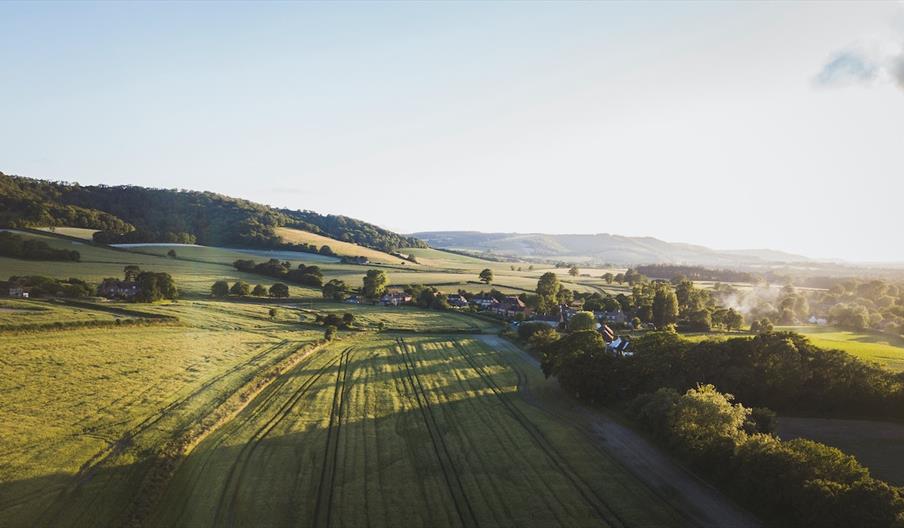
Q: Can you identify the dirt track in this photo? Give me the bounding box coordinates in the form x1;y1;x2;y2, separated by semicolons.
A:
478;335;761;528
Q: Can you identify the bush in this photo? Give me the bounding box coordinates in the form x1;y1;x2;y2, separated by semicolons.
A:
324;325;337;341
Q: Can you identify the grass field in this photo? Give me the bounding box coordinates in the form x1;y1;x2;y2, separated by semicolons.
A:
0;291;690;527
35;227;99;240
0;299;325;527
276;227;411;266
150;334;684;527
777;326;904;372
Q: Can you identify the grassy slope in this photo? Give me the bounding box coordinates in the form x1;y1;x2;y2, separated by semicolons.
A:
0;230;318;297
777;325;904;372
35;227;99;240
0;300;323;527
276;227;411;265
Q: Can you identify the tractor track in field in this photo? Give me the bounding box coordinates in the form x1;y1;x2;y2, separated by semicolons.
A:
312;346;355;528
476;335;760;528
396;338;479;528
452;341;627;528
163;345;331;525
480;339;701;527
26;339;299;525
213;347;349;528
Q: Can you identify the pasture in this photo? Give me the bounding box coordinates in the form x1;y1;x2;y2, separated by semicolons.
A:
276;227;410;266
0;289;690;527
777;326;904;372
152;334;684;527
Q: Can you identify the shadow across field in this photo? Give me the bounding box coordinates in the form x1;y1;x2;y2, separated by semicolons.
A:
0;339;688;528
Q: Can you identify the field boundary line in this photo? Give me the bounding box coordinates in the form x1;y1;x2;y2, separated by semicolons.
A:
117;338;330;528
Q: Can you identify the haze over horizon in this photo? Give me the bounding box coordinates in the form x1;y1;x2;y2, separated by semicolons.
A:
2;1;902;261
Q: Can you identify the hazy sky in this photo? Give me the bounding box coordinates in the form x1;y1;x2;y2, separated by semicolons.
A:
1;1;902;262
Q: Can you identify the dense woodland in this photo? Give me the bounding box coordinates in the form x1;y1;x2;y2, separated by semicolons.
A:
0;173;424;252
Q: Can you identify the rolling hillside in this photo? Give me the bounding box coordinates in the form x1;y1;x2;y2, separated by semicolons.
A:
0;172;424;252
412;231;809;266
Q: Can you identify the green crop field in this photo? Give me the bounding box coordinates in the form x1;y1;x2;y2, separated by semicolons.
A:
778;326;904;372
150;334;683;527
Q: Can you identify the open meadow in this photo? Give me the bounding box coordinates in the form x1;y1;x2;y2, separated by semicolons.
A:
777;325;904;372
0;290;696;527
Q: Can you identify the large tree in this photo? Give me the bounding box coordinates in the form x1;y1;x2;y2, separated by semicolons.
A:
322;279;348;301
568;311;597;332
230;281;251;296
652;283;679;328
536;272;561;315
363;269;388;300
211;280;229;298
479;268;494;284
269;282;289;298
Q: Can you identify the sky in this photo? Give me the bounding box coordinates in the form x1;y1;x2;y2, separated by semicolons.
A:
1;1;902;262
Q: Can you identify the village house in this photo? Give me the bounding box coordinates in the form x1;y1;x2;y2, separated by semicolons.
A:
530;312;564;328
596;309;627;325
98;279;139;300
380;291;412;306
446;294;469;309
8;286;29;299
808;315;828;326
470;295;499;310
489;296;530;318
343;294;361;304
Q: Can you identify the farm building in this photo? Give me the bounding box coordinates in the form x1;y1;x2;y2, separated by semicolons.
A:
343;295;361;304
98;279;139;300
607;336;632;357
808;315;828;326
380;291;412;306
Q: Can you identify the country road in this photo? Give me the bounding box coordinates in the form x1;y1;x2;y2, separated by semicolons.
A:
477;334;761;528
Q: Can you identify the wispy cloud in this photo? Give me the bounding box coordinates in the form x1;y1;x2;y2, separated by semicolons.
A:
815;42;904;90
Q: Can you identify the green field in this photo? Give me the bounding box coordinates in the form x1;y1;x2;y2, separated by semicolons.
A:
1;230;623;298
0;294;691;527
151;334;682;527
778;326;904;372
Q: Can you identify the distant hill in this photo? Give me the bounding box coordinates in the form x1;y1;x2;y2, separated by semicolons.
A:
410;231;809;266
0;172;424;253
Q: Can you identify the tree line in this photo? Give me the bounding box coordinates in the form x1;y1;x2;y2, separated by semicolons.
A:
0;231;80;261
628;384;904;527
233;259;323;287
211;280;289;298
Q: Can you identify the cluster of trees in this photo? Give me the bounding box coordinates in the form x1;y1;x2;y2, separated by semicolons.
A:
739;278;904;336
541;330;904;419
812;279;904;335
132;272;177;302
211;280;287;298
628;385;904;528
635;264;758;284
3;275;93;298
362;269;388;299
233;259;323;287
0;172;425;253
0;231;80;261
